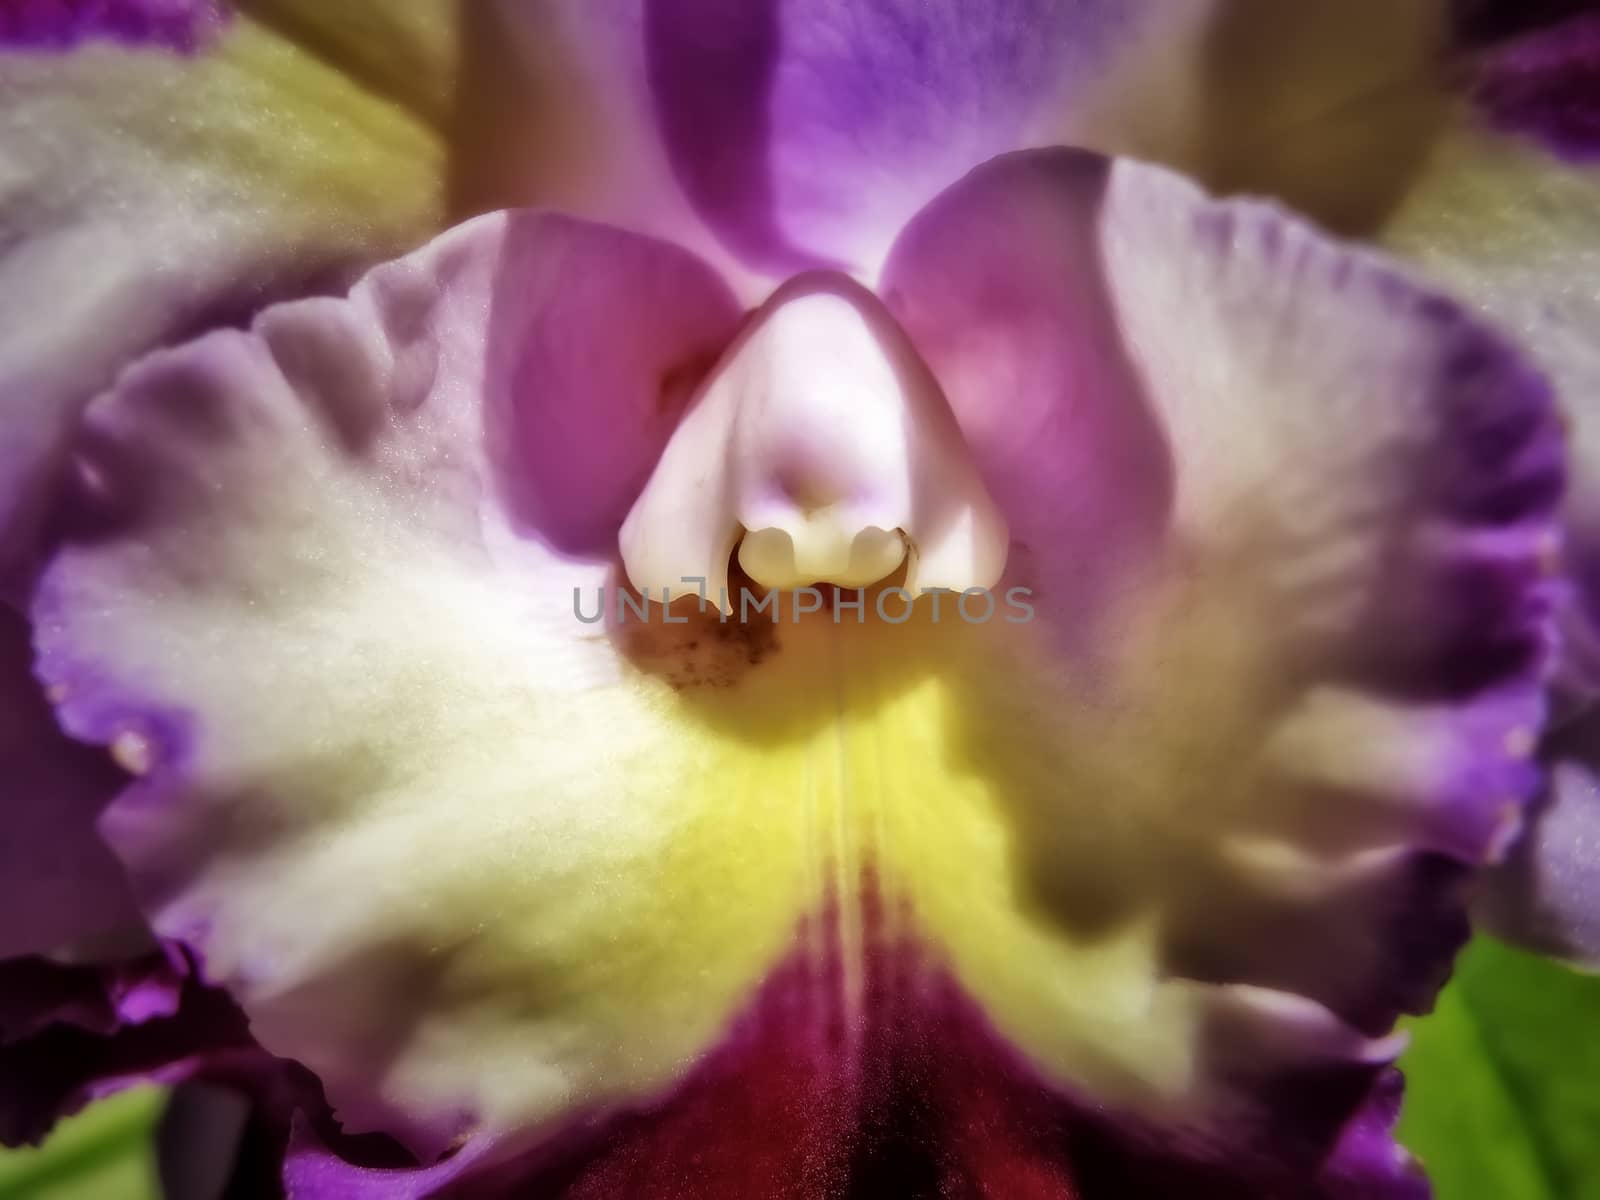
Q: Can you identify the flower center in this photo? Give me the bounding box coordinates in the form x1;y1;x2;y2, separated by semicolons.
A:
621;275;1007;609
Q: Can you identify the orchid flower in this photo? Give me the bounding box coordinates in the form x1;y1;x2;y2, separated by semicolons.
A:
0;3;1595;1197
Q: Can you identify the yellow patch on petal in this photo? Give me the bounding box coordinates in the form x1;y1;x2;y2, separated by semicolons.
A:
600;573;1289;1121
0;17;446;281
198;18;446;226
236;0;459;131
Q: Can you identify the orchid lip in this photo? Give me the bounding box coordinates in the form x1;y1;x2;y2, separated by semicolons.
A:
620;274;1009;611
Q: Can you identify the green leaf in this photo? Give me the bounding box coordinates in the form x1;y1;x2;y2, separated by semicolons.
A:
1401;938;1600;1200
0;1088;163;1200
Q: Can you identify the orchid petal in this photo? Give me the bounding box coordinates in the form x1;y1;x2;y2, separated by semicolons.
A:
636;0;1130;277
1454;0;1600;46
35;210;749;1163
872;149;1563;1187
33;144;1562;1192
504;1;1454;280
1465;10;1600;164
460;1;760;299
0;7;446;576
0;605;138;959
880;152;1172;651
283;1118;490;1199
1384;20;1600;699
0;0;224;51
1379;16;1600;969
1477;710;1600;968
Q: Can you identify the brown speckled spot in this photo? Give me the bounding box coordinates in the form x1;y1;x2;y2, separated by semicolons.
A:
611;564;783;692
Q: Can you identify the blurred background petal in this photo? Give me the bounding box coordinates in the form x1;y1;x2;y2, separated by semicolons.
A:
1477;710;1600;968
0;3;449;579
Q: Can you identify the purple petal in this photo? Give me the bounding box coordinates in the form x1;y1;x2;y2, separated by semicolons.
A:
284;1119;489;1199
0;950;179;1044
887;147;1561;704
1476;709;1600;965
285;931;1427;1199
880;150;1171;657
883;148;1562;1030
1454;0;1600;46
513;2;1456;276
640;0;1128;275
1471;11;1600;160
0;603;140;958
1382;15;1600;704
0;948;248;1146
482;215;744;556
28;941;1418;1196
0;0;225;52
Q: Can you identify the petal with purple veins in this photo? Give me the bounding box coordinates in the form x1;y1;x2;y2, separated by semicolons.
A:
1375;12;1600;971
1384;19;1600;686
